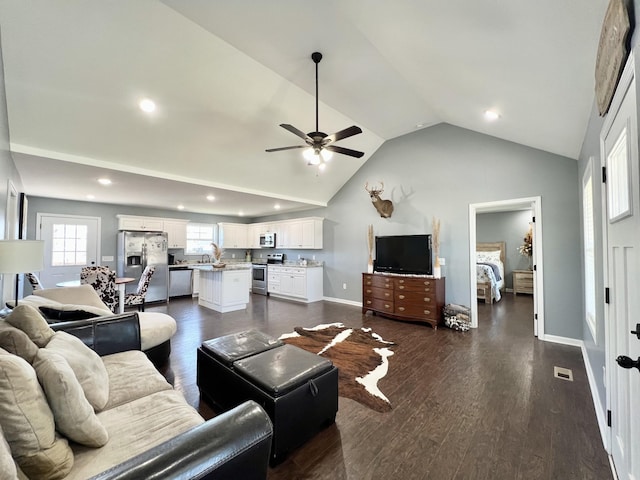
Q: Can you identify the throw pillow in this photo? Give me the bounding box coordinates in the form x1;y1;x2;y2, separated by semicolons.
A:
0;348;74;480
44;331;110;411
476;250;501;265
33;349;109;447
0;322;39;363
4;304;54;347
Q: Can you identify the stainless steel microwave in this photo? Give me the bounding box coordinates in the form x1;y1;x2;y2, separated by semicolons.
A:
259;232;276;248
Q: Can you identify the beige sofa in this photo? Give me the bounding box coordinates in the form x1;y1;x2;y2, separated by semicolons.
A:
0;304;273;479
16;285;176;365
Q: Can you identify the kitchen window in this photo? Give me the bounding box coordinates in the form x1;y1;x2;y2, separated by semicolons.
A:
185;223;217;255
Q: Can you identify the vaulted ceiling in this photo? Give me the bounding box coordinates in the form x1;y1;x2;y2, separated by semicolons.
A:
0;1;608;217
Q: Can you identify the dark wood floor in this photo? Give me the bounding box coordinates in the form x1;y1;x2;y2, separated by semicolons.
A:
148;293;612;480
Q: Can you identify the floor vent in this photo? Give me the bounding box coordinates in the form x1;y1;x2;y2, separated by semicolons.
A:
554;366;573;381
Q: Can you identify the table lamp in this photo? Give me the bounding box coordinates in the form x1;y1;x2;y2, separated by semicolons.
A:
0;240;45;307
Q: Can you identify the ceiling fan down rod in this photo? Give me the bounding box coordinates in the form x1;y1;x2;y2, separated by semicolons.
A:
312;52;322;135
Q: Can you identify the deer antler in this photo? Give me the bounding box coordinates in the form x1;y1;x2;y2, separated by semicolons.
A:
378;181;384;194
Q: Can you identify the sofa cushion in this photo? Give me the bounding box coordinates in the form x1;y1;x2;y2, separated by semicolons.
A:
0;322;39;362
138;312;177;350
5;304;54;347
101;350;173;410
34;285;111;311
45;331;109;411
67;389;204;480
0;424;19;480
33;349;109;447
0;348;74;480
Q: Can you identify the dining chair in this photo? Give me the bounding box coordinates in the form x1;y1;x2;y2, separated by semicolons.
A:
25;272;44;291
124;265;155;312
80;266;118;313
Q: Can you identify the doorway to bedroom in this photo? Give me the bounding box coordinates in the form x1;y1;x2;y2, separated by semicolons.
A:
468;197;543;337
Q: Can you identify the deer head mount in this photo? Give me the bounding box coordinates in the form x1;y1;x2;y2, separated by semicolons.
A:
365;181;394;218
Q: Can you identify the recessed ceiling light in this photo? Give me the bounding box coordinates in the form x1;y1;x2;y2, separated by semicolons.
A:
98;178;111;185
484;110;500;121
415;122;426;129
206;194;215;201
274;204;281;210
139;98;156;113
177;204;185;210
86;194;95;200
238;211;244;217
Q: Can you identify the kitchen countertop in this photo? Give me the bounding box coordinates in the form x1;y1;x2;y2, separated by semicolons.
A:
192;264;251;271
268;262;323;268
170;262;250;269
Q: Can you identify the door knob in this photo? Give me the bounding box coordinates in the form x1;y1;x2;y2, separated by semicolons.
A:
616;355;640;371
631;323;640;340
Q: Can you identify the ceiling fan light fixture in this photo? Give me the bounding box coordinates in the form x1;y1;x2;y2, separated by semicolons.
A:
321;149;333;162
304;147;321;165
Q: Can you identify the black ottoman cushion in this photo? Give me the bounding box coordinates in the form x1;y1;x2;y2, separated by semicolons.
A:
201;329;283;366
234;344;333;396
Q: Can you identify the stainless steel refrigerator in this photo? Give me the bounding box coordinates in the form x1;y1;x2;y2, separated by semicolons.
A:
117;231;168;303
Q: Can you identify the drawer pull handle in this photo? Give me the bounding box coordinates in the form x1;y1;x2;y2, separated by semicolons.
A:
398;295;405;299
398;285;405;290
424;310;431;315
398;307;405;311
424;288;431;292
384;304;391;309
366;300;371;305
398;279;405;284
424;297;430;302
423;281;431;286
366;289;372;294
385;292;390;297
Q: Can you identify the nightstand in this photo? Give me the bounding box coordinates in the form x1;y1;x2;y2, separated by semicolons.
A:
513;270;534;295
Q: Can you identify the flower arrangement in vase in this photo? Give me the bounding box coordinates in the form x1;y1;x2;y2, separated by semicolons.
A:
517;225;533;269
211;243;225;267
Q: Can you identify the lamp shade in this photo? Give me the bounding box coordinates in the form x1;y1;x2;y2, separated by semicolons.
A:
0;240;45;274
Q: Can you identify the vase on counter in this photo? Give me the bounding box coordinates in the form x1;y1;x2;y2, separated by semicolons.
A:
367;254;374;273
433;257;441;279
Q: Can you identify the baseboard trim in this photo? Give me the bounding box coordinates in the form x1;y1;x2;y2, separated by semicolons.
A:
323;296;362;308
581;345;610;453
542;334;583;348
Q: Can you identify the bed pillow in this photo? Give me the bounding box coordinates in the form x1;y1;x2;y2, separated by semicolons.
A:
33;349;109;447
4;304;55;347
44;331;109;411
0;323;39;363
476;250;501;265
0;348;74;479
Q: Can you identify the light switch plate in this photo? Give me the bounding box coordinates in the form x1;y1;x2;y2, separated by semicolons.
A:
439;257;446;265
102;256;114;262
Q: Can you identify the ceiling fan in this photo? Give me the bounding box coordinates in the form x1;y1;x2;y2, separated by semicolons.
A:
266;52;364;166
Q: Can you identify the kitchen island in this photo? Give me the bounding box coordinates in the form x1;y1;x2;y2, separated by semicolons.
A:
193;264;251;313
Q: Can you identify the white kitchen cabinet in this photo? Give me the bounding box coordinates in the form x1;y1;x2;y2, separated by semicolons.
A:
247;224;263;249
272;218;323;249
117;215;164;231
267;265;323;302
218;223;249;249
163;219;188;248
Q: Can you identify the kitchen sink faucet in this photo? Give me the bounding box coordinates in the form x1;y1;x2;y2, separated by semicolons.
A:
201;254;211;263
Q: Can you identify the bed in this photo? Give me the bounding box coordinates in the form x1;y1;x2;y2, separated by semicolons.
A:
476;242;505;304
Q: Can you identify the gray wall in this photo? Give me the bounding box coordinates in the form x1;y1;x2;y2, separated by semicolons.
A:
477;210;533;289
259;123;582;339
0;29;26;303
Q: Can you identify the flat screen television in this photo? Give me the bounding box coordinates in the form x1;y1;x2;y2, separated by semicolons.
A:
374;234;433;275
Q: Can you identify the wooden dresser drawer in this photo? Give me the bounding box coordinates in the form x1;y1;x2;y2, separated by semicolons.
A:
363;274;393;289
394;303;436;319
394;278;435;292
364;297;394;313
363;286;393;300
395;291;435;305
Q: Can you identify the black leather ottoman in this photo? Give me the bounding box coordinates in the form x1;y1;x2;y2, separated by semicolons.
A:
197;330;339;465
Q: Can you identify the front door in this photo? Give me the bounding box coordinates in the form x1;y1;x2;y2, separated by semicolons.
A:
36;214;100;287
602;66;640;479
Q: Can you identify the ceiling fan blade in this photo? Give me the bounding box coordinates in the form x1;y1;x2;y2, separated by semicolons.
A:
280;124;313;143
265;145;307;152
323;125;363;145
324;145;365;158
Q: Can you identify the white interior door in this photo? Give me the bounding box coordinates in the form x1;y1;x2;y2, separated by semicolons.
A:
602;66;640;479
36;214;100;287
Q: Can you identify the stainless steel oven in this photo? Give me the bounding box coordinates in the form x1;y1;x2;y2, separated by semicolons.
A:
252;253;284;296
251;263;268;295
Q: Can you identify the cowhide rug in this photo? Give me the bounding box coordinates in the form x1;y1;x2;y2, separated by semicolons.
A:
279;323;395;413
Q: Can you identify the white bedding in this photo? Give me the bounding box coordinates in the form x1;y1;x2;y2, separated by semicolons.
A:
476;250;504;302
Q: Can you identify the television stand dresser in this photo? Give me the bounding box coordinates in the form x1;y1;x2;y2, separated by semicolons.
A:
362;273;445;329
